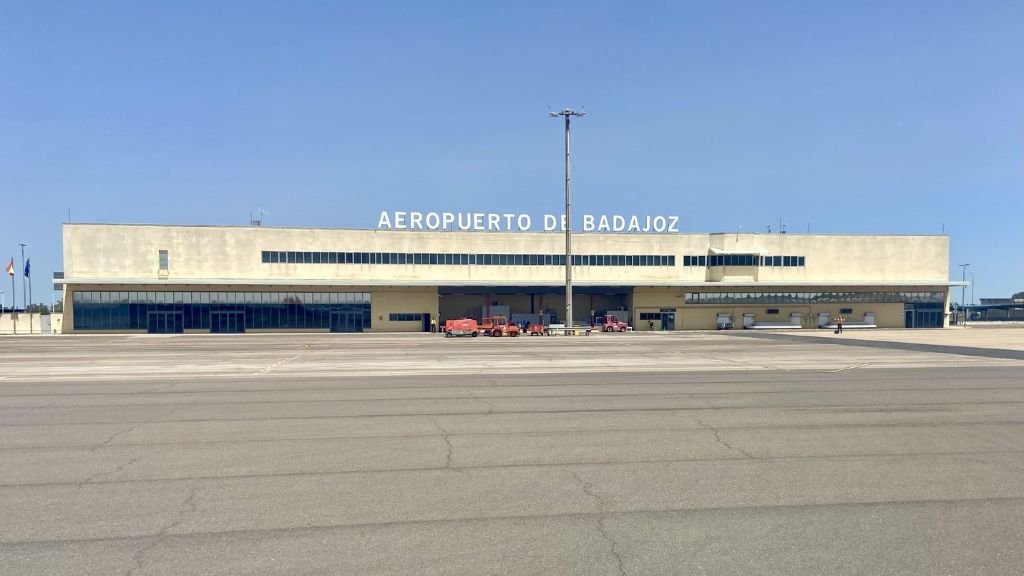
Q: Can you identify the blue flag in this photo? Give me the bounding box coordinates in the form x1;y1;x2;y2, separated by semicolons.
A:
24;258;30;278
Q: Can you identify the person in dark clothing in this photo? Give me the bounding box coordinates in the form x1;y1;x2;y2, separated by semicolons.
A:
837;315;844;334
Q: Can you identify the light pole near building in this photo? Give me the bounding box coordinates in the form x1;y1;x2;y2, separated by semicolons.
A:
958;263;969;326
550;108;585;328
970;272;975;306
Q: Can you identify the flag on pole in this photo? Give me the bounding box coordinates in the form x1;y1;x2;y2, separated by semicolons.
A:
5;258;14;276
24;258;30;278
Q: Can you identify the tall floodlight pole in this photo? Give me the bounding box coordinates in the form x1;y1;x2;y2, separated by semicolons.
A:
970;272;975;306
958;263;970;326
550;108;585;328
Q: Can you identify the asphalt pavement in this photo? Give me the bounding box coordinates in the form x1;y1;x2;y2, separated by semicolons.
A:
1;329;1022;575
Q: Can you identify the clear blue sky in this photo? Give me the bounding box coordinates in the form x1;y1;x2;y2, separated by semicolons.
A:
2;1;1021;305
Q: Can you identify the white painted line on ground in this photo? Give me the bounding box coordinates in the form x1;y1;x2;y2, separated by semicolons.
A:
825;363;872;373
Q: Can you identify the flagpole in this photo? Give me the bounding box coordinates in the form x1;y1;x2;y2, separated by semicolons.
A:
27;261;33;335
19;245;28;334
8;266;15;335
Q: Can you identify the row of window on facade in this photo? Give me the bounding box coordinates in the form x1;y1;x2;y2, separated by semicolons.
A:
684;291;945;304
256;251;809;269
389;313;424;322
261;251;676;267
682;255;806;267
71;290;372;331
73;291;371;305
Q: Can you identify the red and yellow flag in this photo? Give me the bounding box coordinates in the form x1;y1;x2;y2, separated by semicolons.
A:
4;258;13;276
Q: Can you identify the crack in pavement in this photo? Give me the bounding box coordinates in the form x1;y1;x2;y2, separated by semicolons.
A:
467;390;496;414
123;487;197;576
695;417;757;459
91;423;147;453
92;406;180;452
569;470;627;576
144;380;180;394
430;419;460;472
79;455;144;487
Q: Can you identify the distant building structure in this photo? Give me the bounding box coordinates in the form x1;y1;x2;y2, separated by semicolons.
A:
970;299;1024;321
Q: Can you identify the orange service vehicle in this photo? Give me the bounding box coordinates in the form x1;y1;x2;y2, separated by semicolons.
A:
599;314;630;332
444;318;480;337
480;316;520;337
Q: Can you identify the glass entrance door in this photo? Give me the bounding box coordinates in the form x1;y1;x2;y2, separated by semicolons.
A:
905;303;943;328
147;312;184;334
330;311;365;333
660;309;676;330
211;311;245;333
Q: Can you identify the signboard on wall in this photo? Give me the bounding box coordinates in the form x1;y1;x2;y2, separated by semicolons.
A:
376;211;680;233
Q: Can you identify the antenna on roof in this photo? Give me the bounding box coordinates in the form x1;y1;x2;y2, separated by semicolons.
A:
250;208;269;227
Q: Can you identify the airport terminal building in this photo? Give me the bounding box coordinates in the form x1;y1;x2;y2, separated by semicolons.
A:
59;223;955;333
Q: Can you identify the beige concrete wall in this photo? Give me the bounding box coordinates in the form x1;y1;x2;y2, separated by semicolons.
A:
680;308;722;330
368;287;438;333
63;224;949;287
704;233;948;285
64;225;683;286
633;287;685;310
0;313;54;335
632;287;684;331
